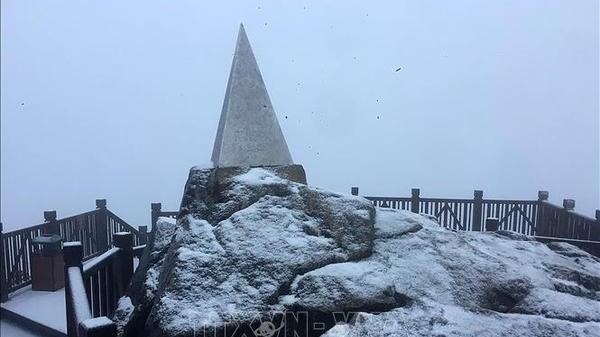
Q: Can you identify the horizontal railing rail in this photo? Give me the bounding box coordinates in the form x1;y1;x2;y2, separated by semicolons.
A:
83;248;119;276
64;242;117;337
132;245;146;258
80;232;135;320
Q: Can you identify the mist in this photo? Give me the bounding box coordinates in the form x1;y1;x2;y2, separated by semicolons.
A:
1;0;598;231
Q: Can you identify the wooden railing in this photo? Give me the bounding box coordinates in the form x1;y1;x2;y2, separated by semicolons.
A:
354;187;600;243
0;200;148;302
64;232;141;337
536;199;600;241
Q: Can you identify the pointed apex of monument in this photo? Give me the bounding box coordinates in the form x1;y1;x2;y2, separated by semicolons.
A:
211;25;293;168
237;23;246;40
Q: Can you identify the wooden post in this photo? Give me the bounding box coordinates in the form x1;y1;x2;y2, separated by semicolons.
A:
79;317;117;337
113;232;133;296
351;187;359;196
410;188;420;214
562;199;575;211
535;191;549;237
472;190;484;231
592;210;600;242
560;199;575;238
44;210;60;235
0;222;8;302
95;199;109;253
151;203;162;227
64;242;83;337
138;225;148;245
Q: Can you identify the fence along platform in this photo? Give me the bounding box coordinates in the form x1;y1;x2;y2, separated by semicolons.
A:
1;199;147;302
351;188;600;251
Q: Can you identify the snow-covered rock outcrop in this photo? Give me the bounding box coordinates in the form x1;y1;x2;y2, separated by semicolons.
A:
311;209;600;337
115;167;600;337
119;166;375;337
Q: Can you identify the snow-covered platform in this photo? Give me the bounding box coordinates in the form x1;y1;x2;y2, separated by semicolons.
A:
1;285;66;337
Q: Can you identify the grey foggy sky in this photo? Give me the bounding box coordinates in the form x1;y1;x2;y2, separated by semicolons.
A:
1;1;598;230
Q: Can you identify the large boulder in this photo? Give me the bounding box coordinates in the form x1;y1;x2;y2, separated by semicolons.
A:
115;168;600;337
118;166;375;337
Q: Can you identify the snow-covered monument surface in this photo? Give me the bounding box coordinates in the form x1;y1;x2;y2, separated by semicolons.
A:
112;25;600;337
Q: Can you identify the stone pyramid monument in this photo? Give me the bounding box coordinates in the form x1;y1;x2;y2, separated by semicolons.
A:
211;24;293;168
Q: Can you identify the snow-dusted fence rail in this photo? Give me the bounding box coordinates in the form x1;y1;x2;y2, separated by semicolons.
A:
80;232;136;319
64;241;118;337
353;188;600;248
0;199;147;302
151;202;178;227
64;233;140;336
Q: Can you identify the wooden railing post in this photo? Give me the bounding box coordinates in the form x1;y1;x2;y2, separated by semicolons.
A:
113;232;134;296
535;191;549;236
560;199;575;238
351;187;359;196
138;225;148;245
79;317;117;337
472;190;484;231
151;203;162;227
64;242;83;337
95;199;109;253
44;210;60;235
562;199;575;211
592;210;600;241
0;222;8;302
411;188;420;213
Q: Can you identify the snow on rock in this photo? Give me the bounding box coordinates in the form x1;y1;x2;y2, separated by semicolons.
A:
234;168;288;186
296;207;600;337
117;166;375;337
117;217;177;337
113;296;134;336
282;260;396;312
321;300;599;337
115;167;600;337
